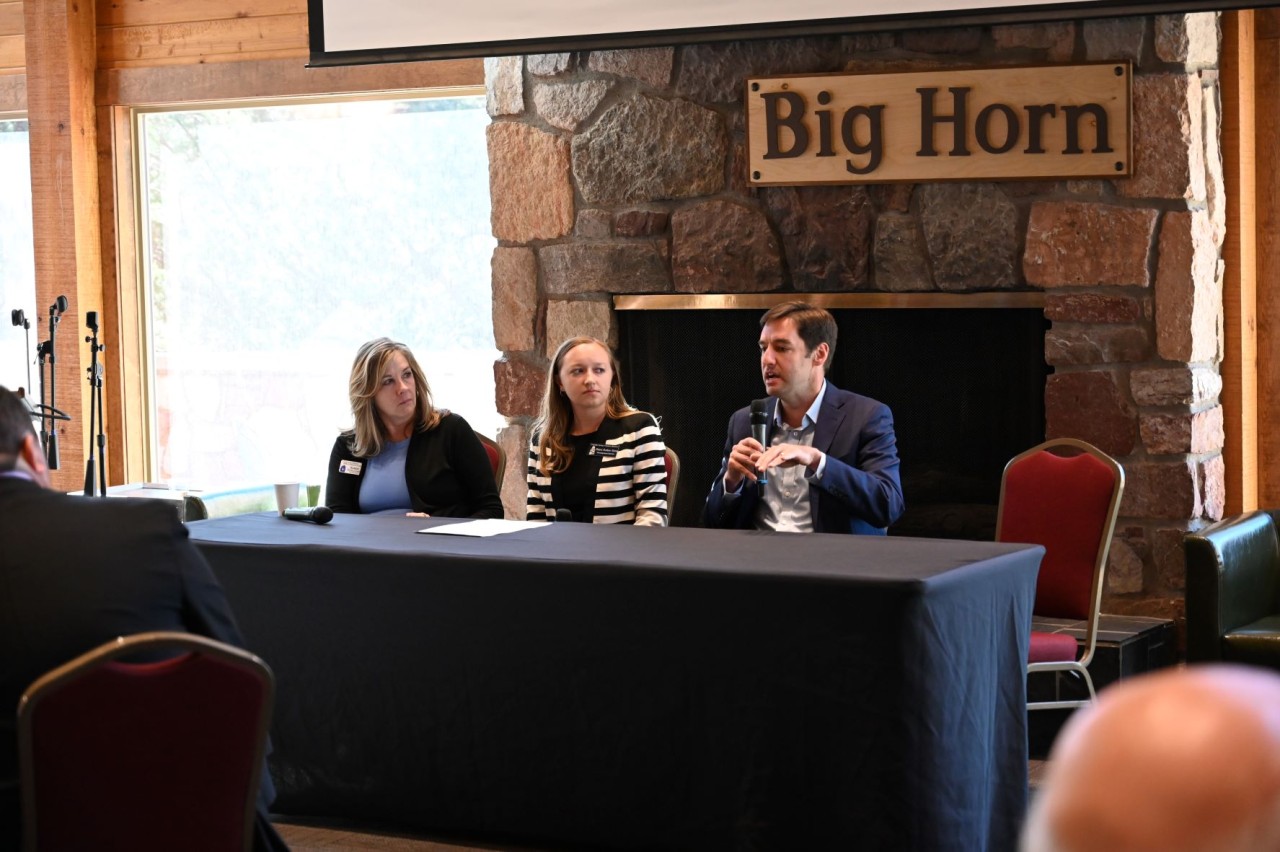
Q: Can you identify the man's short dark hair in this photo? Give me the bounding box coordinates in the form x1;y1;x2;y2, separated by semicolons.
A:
0;386;37;472
760;301;838;371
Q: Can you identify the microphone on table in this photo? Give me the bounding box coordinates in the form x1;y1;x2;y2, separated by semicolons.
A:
750;398;770;486
283;505;334;524
555;508;573;522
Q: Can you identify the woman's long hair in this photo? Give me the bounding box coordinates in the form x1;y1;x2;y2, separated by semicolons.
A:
344;337;440;458
534;337;633;475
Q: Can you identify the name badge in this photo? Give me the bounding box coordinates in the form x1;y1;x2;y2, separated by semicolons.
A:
589;443;619;457
338;460;363;475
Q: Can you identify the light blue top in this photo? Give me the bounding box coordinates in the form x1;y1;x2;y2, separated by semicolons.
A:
358;436;413;515
755;381;829;533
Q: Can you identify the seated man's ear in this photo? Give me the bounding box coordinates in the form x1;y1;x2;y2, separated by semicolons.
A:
17;433;51;489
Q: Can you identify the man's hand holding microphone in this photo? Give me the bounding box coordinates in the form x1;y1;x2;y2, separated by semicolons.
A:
723;399;821;491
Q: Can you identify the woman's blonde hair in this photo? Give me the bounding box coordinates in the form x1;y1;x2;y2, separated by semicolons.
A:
344;337;440;458
534;337;633;475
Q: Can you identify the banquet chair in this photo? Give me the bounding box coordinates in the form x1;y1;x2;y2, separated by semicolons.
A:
18;631;275;852
664;446;682;510
996;438;1124;711
475;430;506;485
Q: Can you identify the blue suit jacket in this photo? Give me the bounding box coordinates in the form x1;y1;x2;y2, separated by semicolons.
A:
703;383;905;535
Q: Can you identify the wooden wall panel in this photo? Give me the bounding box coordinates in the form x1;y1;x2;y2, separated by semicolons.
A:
98;56;483;105
0;0;23;75
0;2;24;35
0;33;23;73
98;0;305;28
97;12;307;69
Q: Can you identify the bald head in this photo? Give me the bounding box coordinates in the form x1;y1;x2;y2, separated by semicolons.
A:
1023;665;1280;852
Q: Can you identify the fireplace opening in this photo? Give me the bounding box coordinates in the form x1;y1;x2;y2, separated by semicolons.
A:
618;305;1049;537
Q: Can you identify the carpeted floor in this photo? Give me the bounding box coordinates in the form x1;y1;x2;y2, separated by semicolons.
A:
274;819;512;851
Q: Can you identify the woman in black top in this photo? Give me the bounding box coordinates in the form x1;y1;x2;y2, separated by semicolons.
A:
526;337;667;526
325;337;502;518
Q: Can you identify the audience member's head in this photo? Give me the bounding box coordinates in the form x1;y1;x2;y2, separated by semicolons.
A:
0;386;49;487
1022;664;1280;852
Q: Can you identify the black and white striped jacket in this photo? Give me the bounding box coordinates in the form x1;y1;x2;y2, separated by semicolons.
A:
526;411;668;526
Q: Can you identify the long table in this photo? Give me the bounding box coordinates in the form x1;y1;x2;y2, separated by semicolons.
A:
189;513;1042;852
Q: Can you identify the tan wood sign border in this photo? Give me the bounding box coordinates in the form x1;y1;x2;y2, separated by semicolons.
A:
746;62;1131;185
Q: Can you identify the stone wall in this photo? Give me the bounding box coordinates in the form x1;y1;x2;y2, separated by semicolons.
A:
485;14;1223;629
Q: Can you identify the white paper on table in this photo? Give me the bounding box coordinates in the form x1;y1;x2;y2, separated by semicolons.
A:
416;519;552;537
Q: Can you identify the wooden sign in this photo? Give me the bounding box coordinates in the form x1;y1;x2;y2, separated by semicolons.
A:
746;63;1131;185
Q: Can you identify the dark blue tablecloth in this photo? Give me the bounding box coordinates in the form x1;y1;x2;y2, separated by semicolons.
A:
190;513;1041;852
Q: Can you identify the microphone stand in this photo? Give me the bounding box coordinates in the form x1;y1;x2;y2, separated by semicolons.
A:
38;298;69;470
10;309;31;396
36;336;53;466
84;315;106;496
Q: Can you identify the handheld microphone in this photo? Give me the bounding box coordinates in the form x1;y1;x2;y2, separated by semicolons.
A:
283;505;333;524
554;508;573;522
750;398;770;485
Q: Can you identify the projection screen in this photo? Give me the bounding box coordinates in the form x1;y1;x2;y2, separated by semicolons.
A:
308;0;1266;67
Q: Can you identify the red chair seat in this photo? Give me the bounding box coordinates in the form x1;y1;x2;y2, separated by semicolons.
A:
1029;630;1080;664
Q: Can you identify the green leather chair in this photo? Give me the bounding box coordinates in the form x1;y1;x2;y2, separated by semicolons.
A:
1184;510;1280;670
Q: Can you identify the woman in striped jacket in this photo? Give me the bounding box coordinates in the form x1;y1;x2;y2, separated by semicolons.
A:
527;337;668;526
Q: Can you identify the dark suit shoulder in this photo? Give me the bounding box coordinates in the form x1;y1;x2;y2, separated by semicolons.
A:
58;492;187;540
824;384;891;413
0;479;177;526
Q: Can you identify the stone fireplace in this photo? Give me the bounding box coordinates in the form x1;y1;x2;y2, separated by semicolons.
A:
486;13;1225;628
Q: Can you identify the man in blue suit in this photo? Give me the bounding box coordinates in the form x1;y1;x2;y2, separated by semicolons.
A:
703;302;904;535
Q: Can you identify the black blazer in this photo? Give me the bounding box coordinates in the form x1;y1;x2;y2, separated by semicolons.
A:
0;475;280;848
325;411;503;518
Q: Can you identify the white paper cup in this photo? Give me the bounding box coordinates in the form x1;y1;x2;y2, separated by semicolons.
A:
274;482;300;515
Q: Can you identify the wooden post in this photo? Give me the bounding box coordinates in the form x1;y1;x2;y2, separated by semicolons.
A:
1220;11;1259;516
22;0;102;491
1258;10;1280;508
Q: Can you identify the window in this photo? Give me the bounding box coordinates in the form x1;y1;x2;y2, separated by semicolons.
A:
136;94;498;490
0;118;37;396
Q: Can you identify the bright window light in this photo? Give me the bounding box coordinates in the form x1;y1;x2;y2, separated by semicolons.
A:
137;95;498;490
0;118;37;397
